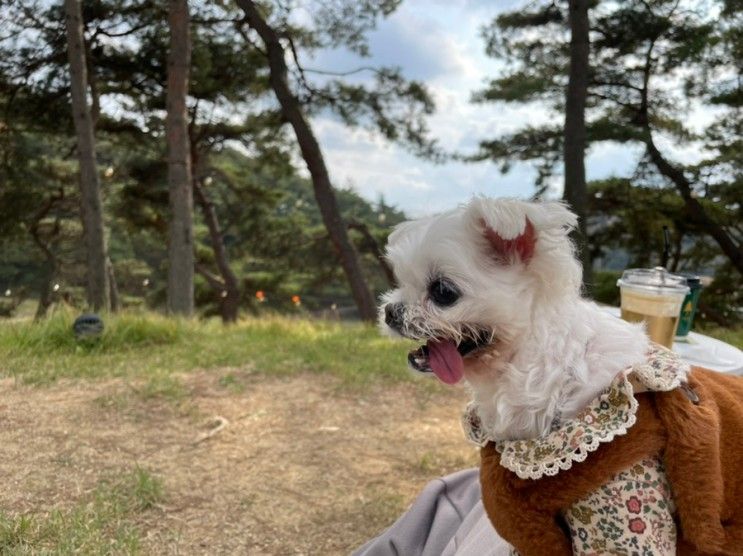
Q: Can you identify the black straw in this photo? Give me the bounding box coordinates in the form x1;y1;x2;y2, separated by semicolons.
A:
661;226;671;269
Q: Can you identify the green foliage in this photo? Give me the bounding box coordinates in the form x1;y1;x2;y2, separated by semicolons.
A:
698;263;743;327
495;5;564;31
308;67;438;158
473;0;738;172
469;126;563;187
587;178;742;326
0;0;430;319
0;468;163;554
473;0;742;309
311;0;402;55
588;178;685;269
473;73;555;103
591;270;621;306
184;147;403;315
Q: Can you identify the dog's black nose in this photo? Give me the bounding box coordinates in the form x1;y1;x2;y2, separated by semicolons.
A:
385;302;405;331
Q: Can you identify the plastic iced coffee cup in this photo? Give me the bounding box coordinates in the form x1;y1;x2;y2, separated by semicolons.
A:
617;268;689;348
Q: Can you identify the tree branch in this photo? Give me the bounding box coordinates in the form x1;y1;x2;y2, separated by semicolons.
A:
27;187;64;267
591;79;643;92
303;66;384;77
195;262;226;290
627;16;743;274
642;131;743;273
94;21;150;38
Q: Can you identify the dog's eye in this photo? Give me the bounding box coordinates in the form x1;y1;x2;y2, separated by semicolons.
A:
428;278;460;307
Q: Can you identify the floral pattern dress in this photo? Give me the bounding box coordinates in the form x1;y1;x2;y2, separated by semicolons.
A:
463;344;688;555
564;457;676;555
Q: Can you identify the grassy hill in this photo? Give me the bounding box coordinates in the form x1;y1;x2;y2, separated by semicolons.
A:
0;309;415;386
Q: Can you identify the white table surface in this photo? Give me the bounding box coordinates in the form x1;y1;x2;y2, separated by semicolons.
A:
602;306;743;375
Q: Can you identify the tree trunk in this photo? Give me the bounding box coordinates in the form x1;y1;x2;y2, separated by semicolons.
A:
64;0;110;311
347;220;396;288
29;191;63;320
32;245;58;321
236;0;377;322
563;0;593;293
192;157;241;323
670;229;684;272
165;0;195;316
31;227;60;321
107;258;120;311
643;131;743;275
34;267;56;321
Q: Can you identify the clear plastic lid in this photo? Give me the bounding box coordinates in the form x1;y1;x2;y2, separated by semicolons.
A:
617;267;689;296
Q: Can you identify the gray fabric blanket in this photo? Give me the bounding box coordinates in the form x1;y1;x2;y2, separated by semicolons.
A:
353;468;512;556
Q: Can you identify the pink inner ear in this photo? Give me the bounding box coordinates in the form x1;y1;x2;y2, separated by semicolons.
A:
481;218;536;264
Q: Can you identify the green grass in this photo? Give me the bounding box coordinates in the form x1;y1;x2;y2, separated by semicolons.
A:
1;308;739;387
697;325;743;350
136;374;187;402
0;468;163;554
0;309;415;386
217;372;246;393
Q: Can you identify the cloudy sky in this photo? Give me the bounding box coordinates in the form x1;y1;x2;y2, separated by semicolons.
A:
303;0;643;217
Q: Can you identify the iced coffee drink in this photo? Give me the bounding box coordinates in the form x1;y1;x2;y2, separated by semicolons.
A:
617;268;689;348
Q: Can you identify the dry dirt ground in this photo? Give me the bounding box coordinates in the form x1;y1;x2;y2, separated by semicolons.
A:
0;370;478;555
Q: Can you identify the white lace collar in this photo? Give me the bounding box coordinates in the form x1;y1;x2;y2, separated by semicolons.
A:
462;344;690;480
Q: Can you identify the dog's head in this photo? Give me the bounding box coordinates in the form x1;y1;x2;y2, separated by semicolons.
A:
380;197;580;385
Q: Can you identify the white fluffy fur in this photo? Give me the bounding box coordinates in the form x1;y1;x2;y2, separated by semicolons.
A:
381;197;649;441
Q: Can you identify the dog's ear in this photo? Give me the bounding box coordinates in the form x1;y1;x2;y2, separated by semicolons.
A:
465;198;577;265
480;216;536;264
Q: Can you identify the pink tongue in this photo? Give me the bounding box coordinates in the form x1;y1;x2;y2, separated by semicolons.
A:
427;339;464;385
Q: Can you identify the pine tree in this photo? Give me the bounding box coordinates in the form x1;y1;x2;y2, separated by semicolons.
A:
165;0;195;317
472;0;742;276
64;0;110;310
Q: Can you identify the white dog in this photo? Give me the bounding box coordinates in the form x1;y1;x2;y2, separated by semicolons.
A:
380;197;648;441
378;197;743;555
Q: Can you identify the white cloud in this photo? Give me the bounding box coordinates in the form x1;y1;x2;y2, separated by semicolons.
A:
309;5;465;82
313;116;538;217
303;0;707;217
585;142;644;181
305;0;554;217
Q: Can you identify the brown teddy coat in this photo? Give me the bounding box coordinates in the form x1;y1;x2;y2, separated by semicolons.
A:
480;367;743;555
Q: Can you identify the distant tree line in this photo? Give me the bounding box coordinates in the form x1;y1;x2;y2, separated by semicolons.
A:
0;0;429;322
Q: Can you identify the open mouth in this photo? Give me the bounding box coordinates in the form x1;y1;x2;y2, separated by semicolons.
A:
407;329;493;385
